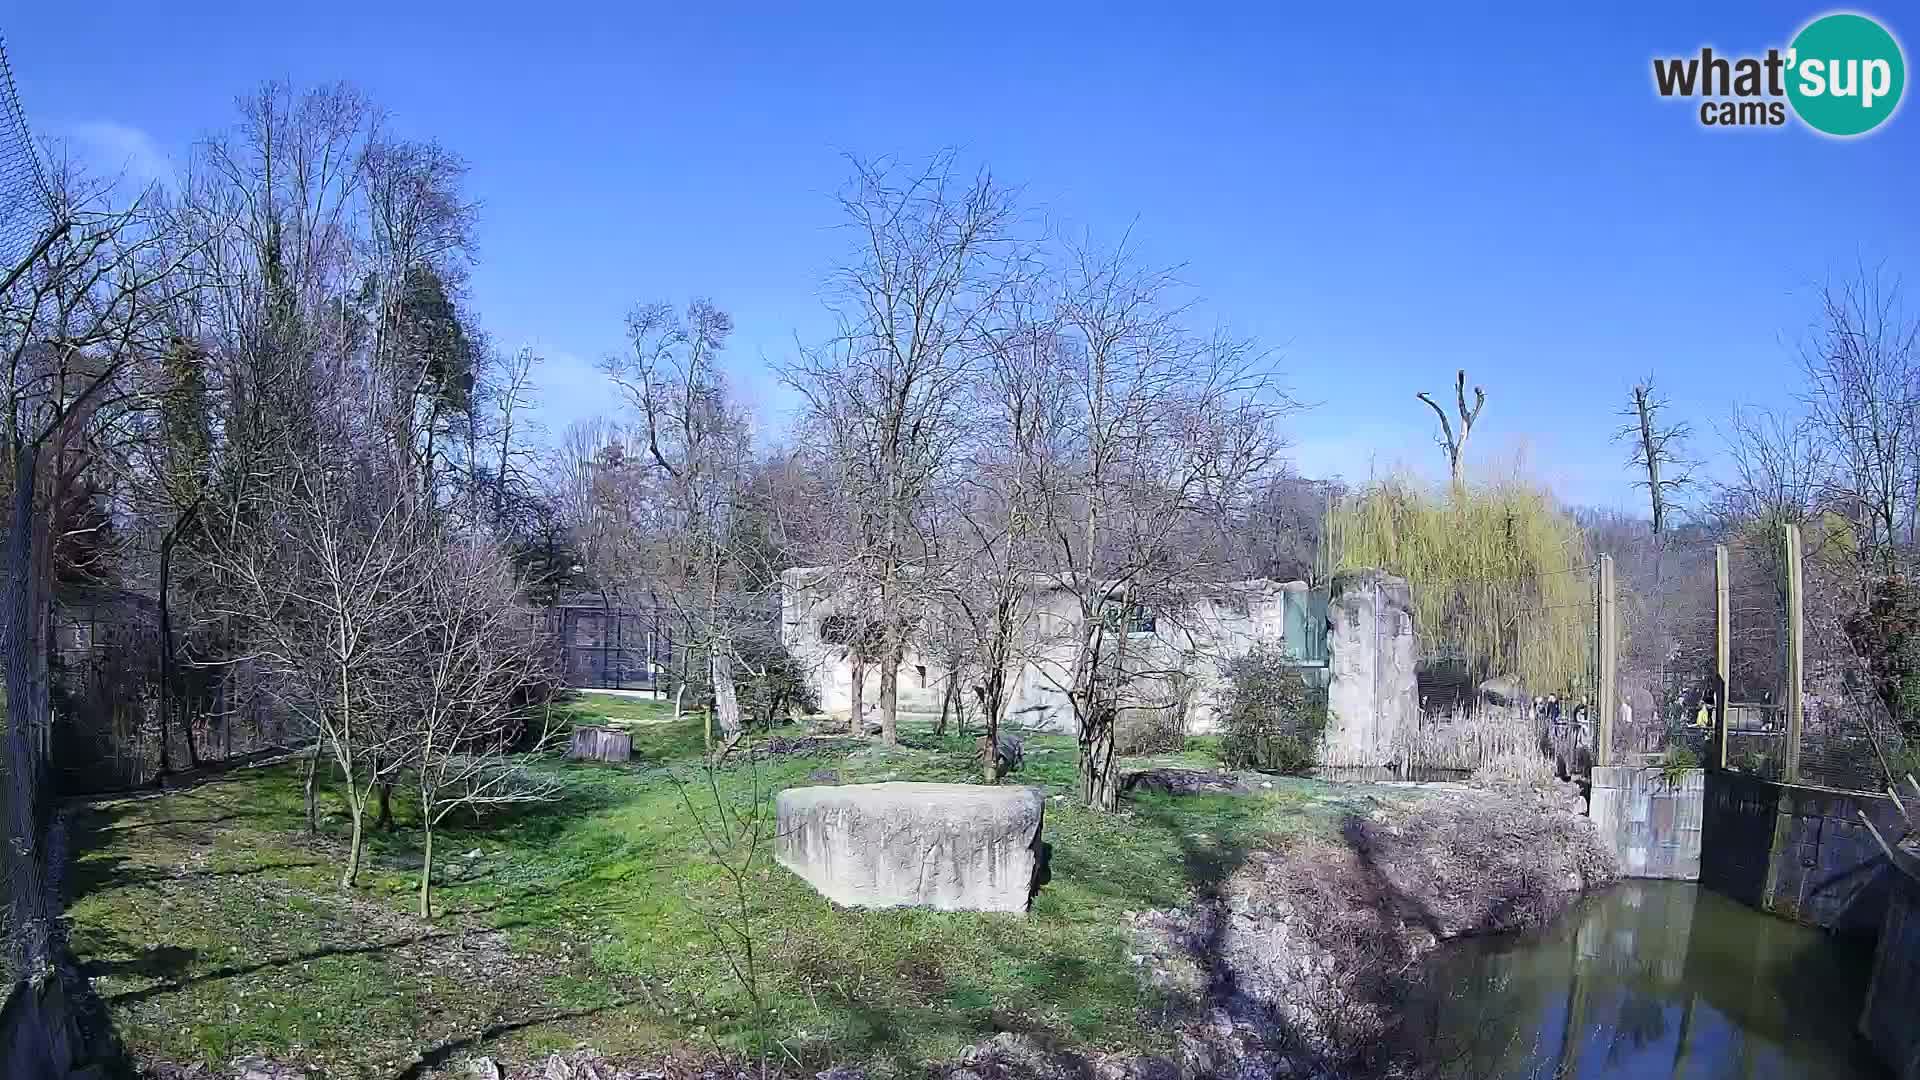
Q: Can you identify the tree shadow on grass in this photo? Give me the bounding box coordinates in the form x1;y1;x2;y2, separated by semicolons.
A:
1124;792;1262;1005
80;944;199;983
392;998;641;1080
1339;813;1447;941
103;923;531;1006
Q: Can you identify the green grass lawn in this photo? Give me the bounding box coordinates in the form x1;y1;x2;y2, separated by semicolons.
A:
68;693;1393;1077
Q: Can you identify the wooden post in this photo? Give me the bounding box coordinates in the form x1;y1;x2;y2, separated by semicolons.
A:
1715;544;1731;770
1784;522;1805;784
1596;554;1617;767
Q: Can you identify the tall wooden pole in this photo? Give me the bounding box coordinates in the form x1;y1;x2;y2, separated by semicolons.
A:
1784;523;1805;784
1596;555;1617;767
1715;544;1731;770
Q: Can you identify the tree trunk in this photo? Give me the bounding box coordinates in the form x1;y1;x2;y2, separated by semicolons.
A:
984;668;1007;785
302;747;319;835
2;443;55;978
849;651;867;733
341;798;364;889
878;649;899;747
934;677;954;736
156;531;175;780
1078;702;1119;810
375;781;393;831
418;819;435;918
180;698;200;770
711;651;742;743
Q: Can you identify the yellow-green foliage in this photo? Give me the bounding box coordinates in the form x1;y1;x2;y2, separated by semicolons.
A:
1327;475;1591;691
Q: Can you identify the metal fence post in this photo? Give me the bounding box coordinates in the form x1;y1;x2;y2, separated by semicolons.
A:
1784;523;1805;784
1596;555;1617;767
1715;543;1731;770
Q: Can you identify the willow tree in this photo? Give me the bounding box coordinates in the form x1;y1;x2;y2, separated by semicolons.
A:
1326;475;1591;693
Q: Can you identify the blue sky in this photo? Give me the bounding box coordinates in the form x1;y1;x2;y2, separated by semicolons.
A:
7;2;1915;509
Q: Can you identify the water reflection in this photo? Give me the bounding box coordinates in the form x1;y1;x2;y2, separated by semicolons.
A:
1403;882;1886;1078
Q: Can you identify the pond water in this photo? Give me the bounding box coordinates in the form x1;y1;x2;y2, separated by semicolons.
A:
1403;881;1888;1079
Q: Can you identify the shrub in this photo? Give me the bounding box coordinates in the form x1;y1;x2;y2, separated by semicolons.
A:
1657;744;1700;788
1845;574;1920;741
1884;739;1920;787
733;635;820;728
1219;644;1328;774
1113;700;1189;756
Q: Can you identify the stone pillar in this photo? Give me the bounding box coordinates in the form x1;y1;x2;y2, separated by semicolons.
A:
1322;569;1419;769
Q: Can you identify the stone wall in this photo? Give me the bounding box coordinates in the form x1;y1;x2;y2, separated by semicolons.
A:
1321;569;1418;769
1701;769;1905;934
778;567;1304;734
1860;864;1920;1080
1589;766;1703;880
1699;768;1777;911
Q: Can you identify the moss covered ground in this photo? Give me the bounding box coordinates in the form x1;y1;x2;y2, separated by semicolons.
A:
68;693;1401;1077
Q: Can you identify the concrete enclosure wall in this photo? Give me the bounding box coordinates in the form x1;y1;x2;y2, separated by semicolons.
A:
1860;866;1920;1080
1700;769;1905;935
779;568;1307;734
1590;766;1703;880
1321;570;1419;769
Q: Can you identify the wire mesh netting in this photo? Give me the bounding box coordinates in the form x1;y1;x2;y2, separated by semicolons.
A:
1798;527;1912;792
0;35;51;269
531;602;675;691
1650;523;1913;793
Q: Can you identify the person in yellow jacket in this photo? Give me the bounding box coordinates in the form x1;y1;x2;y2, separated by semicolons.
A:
1692;684;1720;730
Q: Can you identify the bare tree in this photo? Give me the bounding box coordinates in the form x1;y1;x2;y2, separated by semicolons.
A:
165;81;391;795
396;535;558;917
205;472;428;888
1028;238;1294;809
1614;377;1696;540
937;288;1068;777
1798;267;1920;571
1608;377;1698;718
784;152;1023;747
1417;369;1485;490
603;299;765;749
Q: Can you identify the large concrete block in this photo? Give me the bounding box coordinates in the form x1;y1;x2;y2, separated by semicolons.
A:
775;782;1049;914
1322;569;1419;769
1589;766;1702;880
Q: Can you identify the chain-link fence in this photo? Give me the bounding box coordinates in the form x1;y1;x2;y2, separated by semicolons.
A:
0;34;52;270
1654;522;1918;795
532;600;675;692
1454;521;1919;795
1798;524;1913;791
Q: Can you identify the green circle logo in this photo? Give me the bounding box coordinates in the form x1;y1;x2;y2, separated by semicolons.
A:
1787;12;1906;136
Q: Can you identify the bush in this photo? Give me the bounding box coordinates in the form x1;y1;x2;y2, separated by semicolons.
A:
1219;644;1328;774
1113;698;1189;756
733;635;820;728
1845;574;1920;740
1657;744;1700;788
1884;739;1920;786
